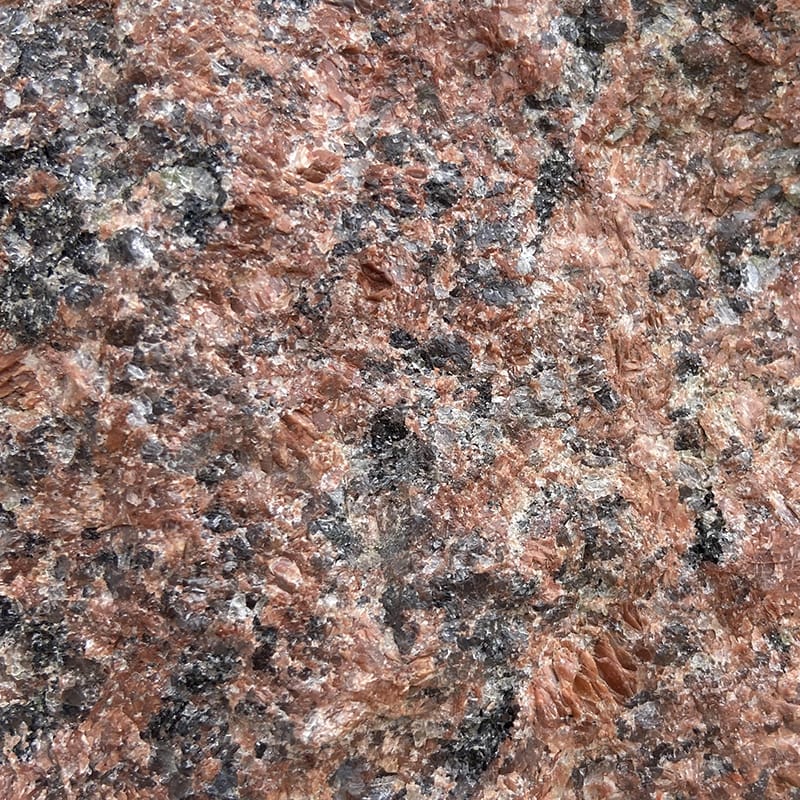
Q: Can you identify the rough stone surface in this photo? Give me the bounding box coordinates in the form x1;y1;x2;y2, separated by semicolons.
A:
1;1;800;798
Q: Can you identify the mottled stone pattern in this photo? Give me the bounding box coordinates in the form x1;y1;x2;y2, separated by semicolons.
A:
1;0;799;798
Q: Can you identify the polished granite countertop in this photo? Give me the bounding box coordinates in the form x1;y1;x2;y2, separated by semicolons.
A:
1;1;800;798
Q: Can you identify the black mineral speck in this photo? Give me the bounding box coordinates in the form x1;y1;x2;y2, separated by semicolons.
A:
675;351;702;379
309;516;361;558
688;490;726;564
577;9;628;52
370;408;408;452
0;596;21;636
389;329;419;350
381;584;420;655
534;145;573;229
375;132;410;166
443;691;519;790
252;625;278;673
648;265;701;299
424;177;460;212
594;382;621;412
177;648;239;693
420;334;472;374
202;508;237;533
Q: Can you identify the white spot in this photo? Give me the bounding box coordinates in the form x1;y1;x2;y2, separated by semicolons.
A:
3;89;20;109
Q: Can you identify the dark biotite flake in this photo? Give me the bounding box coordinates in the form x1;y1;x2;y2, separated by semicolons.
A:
687;490;726;565
674;420;705;452
389;329;419;350
442;692;519;789
720;261;742;290
420;334;472;374
370;408;409;452
648;265;701;299
176;648;239;694
28;621;68;669
150;395;176;418
576;12;627;52
653;622;698;666
63;282;103;309
202;508;237;533
0;595;21;636
132;548;155;569
0;692;52;760
533;145;573;230
594;382;621;412
108;228;147;265
423;177;460;212
106;316;145;347
457;614;519;666
474;378;493;417
675;351;702;379
309;515;361;559
381;584;420;655
374;132;410;165
728;295;750;315
252;627;278;673
196;452;243;486
5;444;50;488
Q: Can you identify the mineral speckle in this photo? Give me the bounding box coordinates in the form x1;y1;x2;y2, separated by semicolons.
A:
1;0;800;798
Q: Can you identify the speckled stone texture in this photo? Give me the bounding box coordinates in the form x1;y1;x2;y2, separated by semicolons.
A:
1;0;800;798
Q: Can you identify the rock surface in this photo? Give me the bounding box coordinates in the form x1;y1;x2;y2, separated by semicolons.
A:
1;1;800;798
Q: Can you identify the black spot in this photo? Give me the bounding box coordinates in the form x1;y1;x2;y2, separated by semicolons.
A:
5;444;49;487
576;6;628;52
176;648;239;693
196;452;243;487
424;178;460;212
182;191;226;244
0;596;21;636
534;145;573;228
0;192;100;341
370;408;409;453
648;265;701;299
714;214;750;260
309;516;361;559
107;228;147;265
151;395;176;418
674;421;704;453
474;378;493;417
420;334;472;374
381;585;420;655
28;621;67;669
132;548;155;569
594;382;621;412
203;508;237;533
443;692;519;788
389;329;419;350
653;622;698;666
63;282;103;309
457;262;521;308
719;261;742;290
675;351;702;379
457;614;518;666
688;491;726;564
0;692;52;759
375;132;410;166
367;409;435;491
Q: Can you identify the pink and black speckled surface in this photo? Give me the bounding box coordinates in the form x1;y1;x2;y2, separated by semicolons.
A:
1;1;800;798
